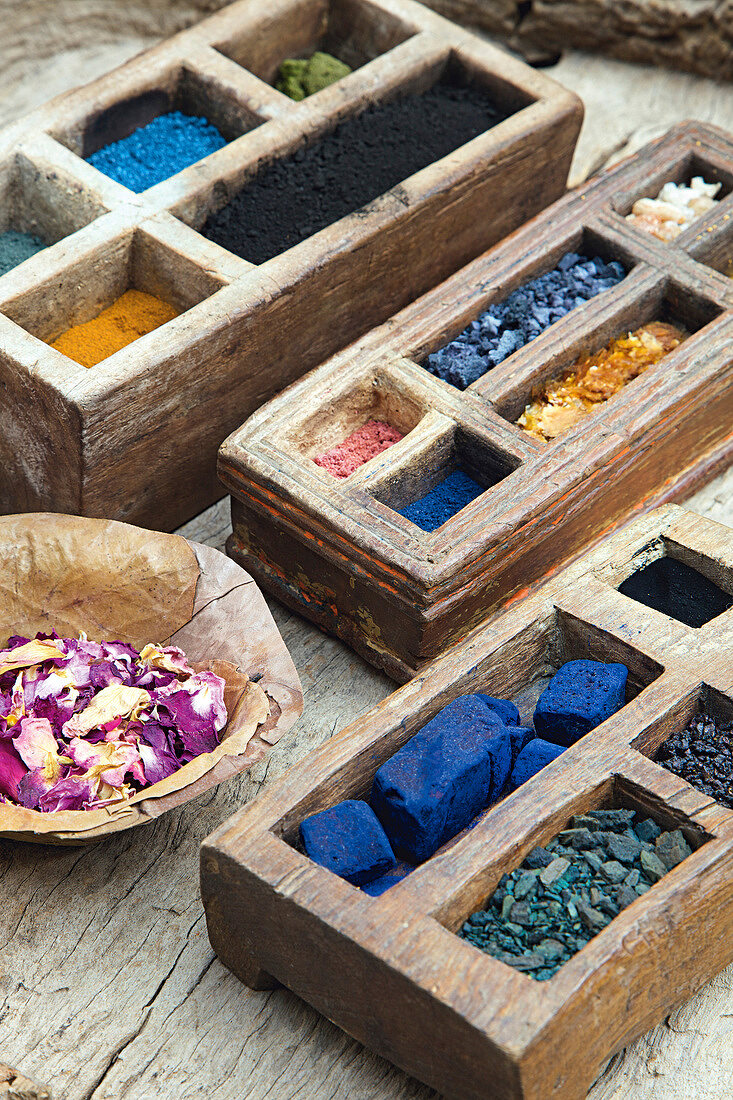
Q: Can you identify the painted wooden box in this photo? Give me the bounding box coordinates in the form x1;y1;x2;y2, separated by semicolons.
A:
220;121;733;679
201;504;733;1100
0;0;582;530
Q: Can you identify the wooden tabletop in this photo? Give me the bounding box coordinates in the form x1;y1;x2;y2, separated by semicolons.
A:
2;27;733;1099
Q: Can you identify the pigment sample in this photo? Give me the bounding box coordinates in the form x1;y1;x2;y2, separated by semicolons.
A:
459;809;694;979
626;176;721;242
655;711;733;809
49;289;179;368
426;253;627;389
201;79;506;264
87;110;227;192
314;419;404;478
370;696;514;863
275;51;352;100
517;321;685;441
397;469;484;532
301;799;396;885
618;555;733;627
534;660;628;746
0;230;46;277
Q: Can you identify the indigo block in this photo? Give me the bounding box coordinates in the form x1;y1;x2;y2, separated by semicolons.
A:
370;696;512;862
509;738;565;791
300;799;396;886
534;660;628;746
509;725;535;767
476;695;520;727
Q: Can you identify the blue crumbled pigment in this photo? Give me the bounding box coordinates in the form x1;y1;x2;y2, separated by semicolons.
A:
0;230;46;277
509;738;565;791
398;469;483;531
534;659;628;747
86;111;227;192
425;252;627;389
370;696;513;863
300;799;396;886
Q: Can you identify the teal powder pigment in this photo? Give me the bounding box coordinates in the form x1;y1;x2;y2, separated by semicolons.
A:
0;230;46;277
87;111;227;192
398;470;484;531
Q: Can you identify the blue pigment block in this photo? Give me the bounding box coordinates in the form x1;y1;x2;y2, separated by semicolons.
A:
370;696;512;863
397;470;484;532
361;862;414;896
87;111;227;192
509;738;565;791
300;799;396;886
476;695;520;727
509;725;535;769
534;660;629;747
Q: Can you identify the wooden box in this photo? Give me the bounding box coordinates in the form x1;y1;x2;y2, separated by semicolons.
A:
0;0;582;531
220;121;733;680
201;503;733;1100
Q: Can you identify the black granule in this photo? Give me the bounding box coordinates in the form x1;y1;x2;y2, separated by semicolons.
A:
618;555;733;628
656;712;733;808
201;80;507;264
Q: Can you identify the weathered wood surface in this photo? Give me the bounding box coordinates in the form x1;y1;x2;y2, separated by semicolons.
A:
1;9;733;1100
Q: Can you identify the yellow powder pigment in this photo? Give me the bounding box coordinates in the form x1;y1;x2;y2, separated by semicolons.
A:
517;321;686;441
49;289;179;368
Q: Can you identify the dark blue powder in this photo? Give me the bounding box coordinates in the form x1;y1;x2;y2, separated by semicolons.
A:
426;252;627;389
397;470;483;531
86;111;227;192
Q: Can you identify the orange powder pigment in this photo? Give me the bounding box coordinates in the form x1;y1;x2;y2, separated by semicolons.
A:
517;321;685;441
49;289;179;368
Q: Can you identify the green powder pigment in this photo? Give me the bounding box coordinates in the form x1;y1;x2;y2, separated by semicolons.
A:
0;230;46;277
275;51;352;100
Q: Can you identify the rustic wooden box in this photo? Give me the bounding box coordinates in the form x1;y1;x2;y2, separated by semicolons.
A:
201;503;733;1100
0;0;581;531
220;121;733;680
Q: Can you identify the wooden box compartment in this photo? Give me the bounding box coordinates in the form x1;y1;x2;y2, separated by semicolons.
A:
201;505;733;1100
220;122;733;681
0;0;582;530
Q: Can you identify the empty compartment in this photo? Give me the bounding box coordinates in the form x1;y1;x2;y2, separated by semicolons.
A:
417;226;631;391
370;426;519;532
273;607;663;897
635;685;733;811
616;536;733;628
613;150;733;242
0;226;226;368
281;367;429;479
52;64;264;192
195;52;521;264
0;151;107;276
442;774;709;981
494;278;720;440
216;0;416;91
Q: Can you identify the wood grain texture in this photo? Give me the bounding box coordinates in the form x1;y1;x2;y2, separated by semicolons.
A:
202;505;733;1100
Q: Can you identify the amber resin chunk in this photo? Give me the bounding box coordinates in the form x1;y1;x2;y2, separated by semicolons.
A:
517;321;685;441
626;176;721;242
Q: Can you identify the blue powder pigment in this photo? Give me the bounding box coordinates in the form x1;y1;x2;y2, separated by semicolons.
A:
0;230;46;277
86;111;227;192
426;252;627;389
397;469;483;531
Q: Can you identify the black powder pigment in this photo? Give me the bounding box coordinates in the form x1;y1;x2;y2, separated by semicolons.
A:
201;80;507;264
618;555;733;628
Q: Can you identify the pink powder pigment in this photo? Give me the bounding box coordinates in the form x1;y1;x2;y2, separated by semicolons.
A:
314;419;404;478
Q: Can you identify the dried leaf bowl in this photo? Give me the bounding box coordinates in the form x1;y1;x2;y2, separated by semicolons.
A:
0;512;303;843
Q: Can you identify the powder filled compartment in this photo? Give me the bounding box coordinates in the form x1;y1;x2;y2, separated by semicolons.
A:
314;419;404;478
48;290;180;368
0;150;108;278
200;64;513;264
618;552;733;627
53;65;266;193
215;0;416;91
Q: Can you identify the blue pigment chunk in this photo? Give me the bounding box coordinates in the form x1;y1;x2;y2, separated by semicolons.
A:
300;799;396;886
370;696;512;862
534;660;628;747
87;111;227;192
476;695;520;728
425;252;627;389
0;230;46;277
361;863;414;896
509;725;535;768
509;738;565;791
397;470;483;532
